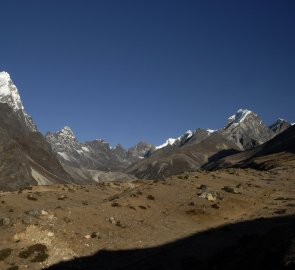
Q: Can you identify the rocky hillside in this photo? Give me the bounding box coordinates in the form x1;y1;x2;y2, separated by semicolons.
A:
0;72;71;191
204;125;295;171
220;109;274;150
125;109;292;180
45;127;154;172
125;133;240;179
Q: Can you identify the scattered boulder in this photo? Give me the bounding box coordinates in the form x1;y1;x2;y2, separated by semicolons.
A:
111;202;120;207
63;217;72;223
222;186;239;194
0;217;11;226
199;185;208;191
57;194;67;200
27;194;38;201
91;232;100;238
109;217;116;224
274;209;287;215
41;210;48;216
199;190;222;202
25;208;42;217
147;195;155;200
211;204;220;209
84;234;91;240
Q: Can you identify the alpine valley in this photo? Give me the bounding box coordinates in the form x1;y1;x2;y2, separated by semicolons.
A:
1;71;295;270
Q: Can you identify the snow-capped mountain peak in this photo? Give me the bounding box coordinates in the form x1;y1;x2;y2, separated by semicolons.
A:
0;71;24;111
59;126;76;139
156;130;194;150
206;129;216;134
156;138;177;150
222;109;274;150
269;118;291;136
181;130;193;139
228;109;253;125
0;71;37;132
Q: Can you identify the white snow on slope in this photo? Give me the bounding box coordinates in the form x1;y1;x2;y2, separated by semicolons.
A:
0;71;37;131
228;109;252;124
58;152;71;161
206;129;216;134
0;71;24;111
156;138;177;150
156;130;194;150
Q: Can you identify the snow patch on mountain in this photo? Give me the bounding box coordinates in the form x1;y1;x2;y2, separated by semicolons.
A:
206;129;216;134
156;138;177;150
0;71;24;111
0;71;37;131
227;109;253;126
156;130;194;150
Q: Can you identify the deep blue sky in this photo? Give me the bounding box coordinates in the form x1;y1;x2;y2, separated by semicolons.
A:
1;0;294;147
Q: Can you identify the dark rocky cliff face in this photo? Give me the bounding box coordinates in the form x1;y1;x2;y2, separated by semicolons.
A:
0;104;71;191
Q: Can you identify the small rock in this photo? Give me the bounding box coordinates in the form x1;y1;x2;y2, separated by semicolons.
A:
63;217;72;223
58;194;67;200
147;195;155;200
41;210;48;216
199;190;223;202
84;234;91;239
109;217;116;224
199;185;208;191
199;191;215;202
22;216;36;225
0;217;11;226
91;232;99;238
26;208;41;217
47;232;54;237
27;194;38;201
211;204;220;209
274;209;287;215
222;186;239;194
47;215;57;221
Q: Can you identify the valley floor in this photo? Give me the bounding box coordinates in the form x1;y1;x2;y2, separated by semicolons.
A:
1;165;295;269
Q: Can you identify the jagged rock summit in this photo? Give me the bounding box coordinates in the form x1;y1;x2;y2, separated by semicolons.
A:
269;118;291;136
221;109;274;150
0;71;293;189
45;126;155;173
0;71;37;131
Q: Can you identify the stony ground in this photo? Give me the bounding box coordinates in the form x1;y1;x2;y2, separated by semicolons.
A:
1;165;295;270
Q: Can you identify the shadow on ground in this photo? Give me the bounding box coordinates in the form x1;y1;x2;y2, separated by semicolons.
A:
45;215;295;270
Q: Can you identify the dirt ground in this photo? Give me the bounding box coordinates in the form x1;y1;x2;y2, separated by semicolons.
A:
1;164;295;270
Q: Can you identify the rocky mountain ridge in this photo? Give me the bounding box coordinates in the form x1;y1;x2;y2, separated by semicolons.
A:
0;71;37;132
0;95;71;190
45;127;154;172
125;109;292;179
0;71;293;189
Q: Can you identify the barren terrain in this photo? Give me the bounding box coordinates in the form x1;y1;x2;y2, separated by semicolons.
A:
1;160;295;269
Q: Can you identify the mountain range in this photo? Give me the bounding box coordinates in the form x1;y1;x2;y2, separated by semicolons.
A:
0;71;294;190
